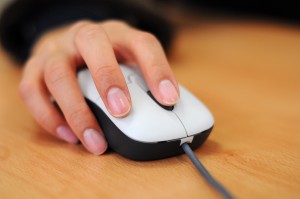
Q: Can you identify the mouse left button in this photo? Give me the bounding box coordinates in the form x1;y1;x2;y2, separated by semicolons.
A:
128;74;148;91
147;91;174;111
77;69;100;102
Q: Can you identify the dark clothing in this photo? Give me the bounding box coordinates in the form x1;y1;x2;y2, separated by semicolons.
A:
0;0;174;63
1;0;299;63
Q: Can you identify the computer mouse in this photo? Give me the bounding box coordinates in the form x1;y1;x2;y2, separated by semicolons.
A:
78;65;214;161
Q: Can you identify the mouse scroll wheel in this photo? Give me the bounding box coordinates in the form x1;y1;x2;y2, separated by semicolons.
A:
147;91;174;111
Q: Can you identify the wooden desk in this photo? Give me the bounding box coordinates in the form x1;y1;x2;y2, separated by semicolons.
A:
1;20;300;199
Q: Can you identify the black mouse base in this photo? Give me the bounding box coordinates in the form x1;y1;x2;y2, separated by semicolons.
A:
86;98;213;161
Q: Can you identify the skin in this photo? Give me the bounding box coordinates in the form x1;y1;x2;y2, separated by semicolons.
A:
18;20;180;155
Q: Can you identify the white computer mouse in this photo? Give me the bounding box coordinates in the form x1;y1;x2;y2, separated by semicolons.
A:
78;64;214;161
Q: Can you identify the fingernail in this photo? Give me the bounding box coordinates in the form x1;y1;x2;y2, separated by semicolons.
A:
56;125;78;144
159;80;179;105
83;129;107;155
107;87;130;117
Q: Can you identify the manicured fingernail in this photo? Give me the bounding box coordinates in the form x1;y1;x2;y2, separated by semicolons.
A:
83;129;107;155
107;87;130;117
159;80;179;105
56;125;78;144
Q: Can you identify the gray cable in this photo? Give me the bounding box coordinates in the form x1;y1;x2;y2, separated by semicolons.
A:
182;143;234;199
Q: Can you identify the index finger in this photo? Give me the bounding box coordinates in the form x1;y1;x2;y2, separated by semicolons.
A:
74;23;132;118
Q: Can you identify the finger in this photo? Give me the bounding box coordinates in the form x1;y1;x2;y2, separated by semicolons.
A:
43;53;107;155
19;57;78;144
74;23;131;118
130;31;179;106
102;21;179;106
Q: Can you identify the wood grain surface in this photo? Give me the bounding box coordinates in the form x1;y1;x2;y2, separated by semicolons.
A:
1;20;300;199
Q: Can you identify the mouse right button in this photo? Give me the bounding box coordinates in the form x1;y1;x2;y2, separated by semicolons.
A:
172;85;214;136
128;74;149;91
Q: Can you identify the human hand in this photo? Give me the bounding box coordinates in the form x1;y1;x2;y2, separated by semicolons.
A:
19;20;179;155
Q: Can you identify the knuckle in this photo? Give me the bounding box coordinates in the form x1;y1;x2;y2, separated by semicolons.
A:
24;57;38;69
103;20;128;28
67;105;91;128
71;20;93;30
18;80;35;101
94;65;119;79
132;31;158;47
65;20;93;41
37;39;59;54
37;109;56;128
44;63;69;86
75;24;105;43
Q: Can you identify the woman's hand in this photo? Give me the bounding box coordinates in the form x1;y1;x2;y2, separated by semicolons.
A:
19;20;179;155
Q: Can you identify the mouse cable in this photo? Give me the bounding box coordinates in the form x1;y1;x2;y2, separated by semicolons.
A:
181;143;234;199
